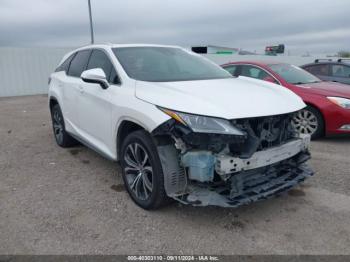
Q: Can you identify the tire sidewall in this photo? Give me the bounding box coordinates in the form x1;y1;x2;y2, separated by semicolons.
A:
51;104;65;146
120;130;166;209
305;106;324;139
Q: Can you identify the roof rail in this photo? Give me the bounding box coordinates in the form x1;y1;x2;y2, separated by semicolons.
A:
315;59;332;63
338;58;350;63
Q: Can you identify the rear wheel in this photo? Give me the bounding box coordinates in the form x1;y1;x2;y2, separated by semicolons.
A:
120;130;169;210
51;104;78;147
293;106;324;139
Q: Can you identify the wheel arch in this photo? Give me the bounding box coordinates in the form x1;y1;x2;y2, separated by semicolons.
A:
49;96;59;112
303;101;326;135
116;120;147;161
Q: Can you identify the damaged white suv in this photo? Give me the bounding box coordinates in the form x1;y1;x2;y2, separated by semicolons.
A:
49;44;313;209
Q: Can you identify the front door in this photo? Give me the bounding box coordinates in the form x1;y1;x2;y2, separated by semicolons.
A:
77;49;117;156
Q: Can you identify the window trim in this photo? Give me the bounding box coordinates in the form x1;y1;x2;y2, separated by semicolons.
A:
236;63;281;85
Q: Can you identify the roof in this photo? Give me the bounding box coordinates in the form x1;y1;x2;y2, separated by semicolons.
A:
78;43;181;50
302;59;350;67
60;43;184;63
221;60;285;67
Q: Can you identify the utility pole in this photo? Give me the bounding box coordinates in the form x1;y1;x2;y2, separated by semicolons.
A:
88;0;94;44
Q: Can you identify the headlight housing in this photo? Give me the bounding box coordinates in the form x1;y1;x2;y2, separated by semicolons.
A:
327;97;350;109
159;107;245;136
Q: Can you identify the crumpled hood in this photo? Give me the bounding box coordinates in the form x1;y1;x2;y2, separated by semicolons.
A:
135;76;305;119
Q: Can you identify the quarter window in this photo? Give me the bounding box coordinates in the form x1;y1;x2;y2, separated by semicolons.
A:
55;53;75;73
67;50;91;77
332;65;350;78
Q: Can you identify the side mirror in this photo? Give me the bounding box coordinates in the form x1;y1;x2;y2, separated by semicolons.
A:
81;68;109;89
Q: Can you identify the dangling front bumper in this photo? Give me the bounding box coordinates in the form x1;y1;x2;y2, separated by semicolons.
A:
174;152;313;208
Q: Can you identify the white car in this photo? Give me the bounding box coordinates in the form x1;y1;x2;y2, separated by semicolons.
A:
49;44;313;209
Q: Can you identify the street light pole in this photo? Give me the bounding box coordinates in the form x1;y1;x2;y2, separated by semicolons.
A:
88;0;94;44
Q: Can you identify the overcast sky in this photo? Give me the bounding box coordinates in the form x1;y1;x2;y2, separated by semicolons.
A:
0;0;349;54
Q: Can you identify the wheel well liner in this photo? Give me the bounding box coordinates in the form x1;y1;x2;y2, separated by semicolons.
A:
117;120;144;160
49;97;58;111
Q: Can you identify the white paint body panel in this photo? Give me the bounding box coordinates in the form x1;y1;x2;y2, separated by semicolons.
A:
136;76;305;119
49;44;306;161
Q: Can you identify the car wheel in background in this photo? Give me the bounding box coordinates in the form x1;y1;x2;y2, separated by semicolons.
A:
120;130;170;210
293;106;324;139
50;104;79;147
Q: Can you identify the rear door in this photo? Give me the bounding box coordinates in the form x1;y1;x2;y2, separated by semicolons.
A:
63;49;92;133
77;49;120;154
330;64;350;85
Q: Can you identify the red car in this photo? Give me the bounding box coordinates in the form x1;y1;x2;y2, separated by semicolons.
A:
222;61;350;139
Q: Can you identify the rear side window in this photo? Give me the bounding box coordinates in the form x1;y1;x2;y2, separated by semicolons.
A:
223;65;238;76
67;50;91;77
55;53;75;73
304;64;329;76
332;65;350;78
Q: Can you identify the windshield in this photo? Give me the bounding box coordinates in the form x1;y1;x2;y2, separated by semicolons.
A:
268;63;321;84
112;47;232;82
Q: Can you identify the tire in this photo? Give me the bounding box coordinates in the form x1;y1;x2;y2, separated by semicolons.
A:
50;104;79;147
293;106;324;139
120;130;170;210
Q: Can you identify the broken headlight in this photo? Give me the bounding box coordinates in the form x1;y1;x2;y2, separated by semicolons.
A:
158;107;245;136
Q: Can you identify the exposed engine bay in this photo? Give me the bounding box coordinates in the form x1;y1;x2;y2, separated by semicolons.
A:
152;112;313;207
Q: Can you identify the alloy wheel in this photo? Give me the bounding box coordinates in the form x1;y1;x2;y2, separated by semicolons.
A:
293;109;318;135
123;142;153;201
53;109;64;144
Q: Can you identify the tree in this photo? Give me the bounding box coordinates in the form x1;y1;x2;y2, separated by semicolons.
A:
338;51;350;58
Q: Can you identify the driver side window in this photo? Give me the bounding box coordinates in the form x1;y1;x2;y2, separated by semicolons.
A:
87;50;120;84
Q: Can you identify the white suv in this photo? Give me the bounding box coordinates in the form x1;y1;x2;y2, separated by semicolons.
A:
49;44;313;209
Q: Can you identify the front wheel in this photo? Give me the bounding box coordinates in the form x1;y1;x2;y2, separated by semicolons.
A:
120;130;170;210
293;106;324;139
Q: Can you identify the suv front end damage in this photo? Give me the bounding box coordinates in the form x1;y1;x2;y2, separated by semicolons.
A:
153;110;313;208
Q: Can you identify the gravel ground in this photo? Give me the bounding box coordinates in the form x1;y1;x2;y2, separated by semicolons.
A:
0;95;350;255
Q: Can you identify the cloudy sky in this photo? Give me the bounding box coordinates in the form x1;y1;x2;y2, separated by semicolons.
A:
0;0;349;54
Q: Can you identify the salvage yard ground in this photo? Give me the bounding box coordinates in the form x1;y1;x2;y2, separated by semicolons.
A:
0;95;350;255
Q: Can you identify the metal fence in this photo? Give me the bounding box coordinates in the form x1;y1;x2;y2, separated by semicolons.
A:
0;47;332;97
0;47;71;97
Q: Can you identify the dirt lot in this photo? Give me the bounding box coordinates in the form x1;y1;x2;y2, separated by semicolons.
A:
1;95;350;255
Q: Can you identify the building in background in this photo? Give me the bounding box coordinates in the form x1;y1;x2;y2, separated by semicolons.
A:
192;45;255;55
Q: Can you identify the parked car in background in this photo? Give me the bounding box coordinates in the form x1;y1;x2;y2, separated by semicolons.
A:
48;44;313;210
301;59;350;85
222;61;350;139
